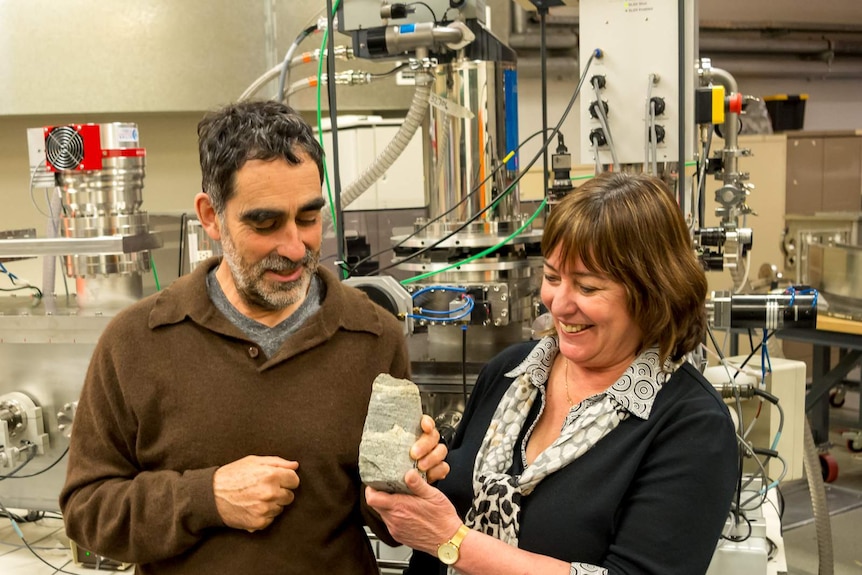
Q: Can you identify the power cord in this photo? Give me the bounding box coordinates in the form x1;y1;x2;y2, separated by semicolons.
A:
0;455;81;574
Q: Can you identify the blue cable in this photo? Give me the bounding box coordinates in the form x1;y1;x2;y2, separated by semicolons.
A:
784;285;819;308
760;329;772;384
408;295;475;323
418;300;472;315
0;261;18;283
411;285;467;300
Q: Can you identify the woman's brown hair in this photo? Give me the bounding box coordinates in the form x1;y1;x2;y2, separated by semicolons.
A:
541;172;707;364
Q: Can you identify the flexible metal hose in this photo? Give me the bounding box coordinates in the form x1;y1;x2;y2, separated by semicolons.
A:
238;63;282;102
324;71;433;233
730;252;750;293
802;416;834;575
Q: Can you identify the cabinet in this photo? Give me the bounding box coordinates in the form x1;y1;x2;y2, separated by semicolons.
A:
786;131;862;214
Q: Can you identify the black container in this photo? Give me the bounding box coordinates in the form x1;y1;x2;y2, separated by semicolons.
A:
764;94;808;132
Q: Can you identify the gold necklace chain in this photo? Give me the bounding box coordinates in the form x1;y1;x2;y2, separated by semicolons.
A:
563;358;575;407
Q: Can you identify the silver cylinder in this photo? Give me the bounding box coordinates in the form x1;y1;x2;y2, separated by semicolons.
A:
400;56;538;378
424;58;520;224
58;123;145;217
56;122;150;282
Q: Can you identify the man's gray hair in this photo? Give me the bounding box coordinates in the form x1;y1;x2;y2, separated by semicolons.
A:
197;100;325;214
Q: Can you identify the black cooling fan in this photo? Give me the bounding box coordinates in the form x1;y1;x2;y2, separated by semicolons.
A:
45;125;86;170
43;124;103;171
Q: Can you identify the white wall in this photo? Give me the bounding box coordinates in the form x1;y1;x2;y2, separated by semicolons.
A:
0;113;202;294
737;78;862;132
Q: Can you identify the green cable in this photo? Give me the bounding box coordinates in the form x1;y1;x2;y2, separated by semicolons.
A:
316;1;341;232
316;27;336;228
400;198;548;285
151;259;161;291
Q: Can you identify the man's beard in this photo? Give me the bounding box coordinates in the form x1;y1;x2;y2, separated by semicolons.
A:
220;230;320;312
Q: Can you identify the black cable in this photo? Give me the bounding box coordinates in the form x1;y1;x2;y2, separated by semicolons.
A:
0;537;68;551
178;212;189;277
734;331;775;378
0;508;32;523
369;63;409;78
7;447;69;479
706;325;726;361
766;536;778;561
722;513;753;542
0;284;43;297
408;1;438;23
277;24;319;104
345;129;545;276
0;446;37;480
752;387;779;405
325;0;347;278
370;51;601;277
539;6;550;198
0;498;81;575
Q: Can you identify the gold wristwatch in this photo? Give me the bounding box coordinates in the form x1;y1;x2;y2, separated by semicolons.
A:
436;524;470;565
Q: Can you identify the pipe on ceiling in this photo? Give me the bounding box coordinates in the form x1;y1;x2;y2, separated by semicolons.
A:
700;33;862;55
509;32;577;50
706;55;862;78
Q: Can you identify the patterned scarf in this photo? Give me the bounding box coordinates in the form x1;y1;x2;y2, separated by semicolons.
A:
457;338;669;562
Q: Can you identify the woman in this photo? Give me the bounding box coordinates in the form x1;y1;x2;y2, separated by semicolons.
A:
366;172;739;575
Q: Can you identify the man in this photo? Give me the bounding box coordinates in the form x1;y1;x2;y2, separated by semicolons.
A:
60;100;447;574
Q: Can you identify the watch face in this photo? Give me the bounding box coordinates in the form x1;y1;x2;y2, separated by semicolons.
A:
437;542;459;565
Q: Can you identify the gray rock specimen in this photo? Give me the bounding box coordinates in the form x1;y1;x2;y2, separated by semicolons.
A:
359;373;424;493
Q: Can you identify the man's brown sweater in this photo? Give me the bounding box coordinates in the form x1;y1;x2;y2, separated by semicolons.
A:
60;259;409;574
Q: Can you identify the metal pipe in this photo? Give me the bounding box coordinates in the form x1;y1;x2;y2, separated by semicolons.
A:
384;23;466;53
703;66;739;192
700;33;862;56
701;36;831;54
514;57;578;78
0;234;163;259
709;55;862;78
508;31;577;50
704;66;738;99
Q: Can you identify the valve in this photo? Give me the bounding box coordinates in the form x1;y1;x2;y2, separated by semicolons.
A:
588;100;609;119
649;96;666;116
589;128;607;147
590;75;607;90
649;125;666;143
727;92;743;115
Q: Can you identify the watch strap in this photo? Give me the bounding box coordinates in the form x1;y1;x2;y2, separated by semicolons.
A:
447;523;470;547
